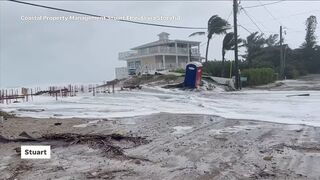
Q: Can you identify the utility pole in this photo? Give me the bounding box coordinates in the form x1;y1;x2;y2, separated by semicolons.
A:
280;25;283;79
233;0;240;89
283;44;287;79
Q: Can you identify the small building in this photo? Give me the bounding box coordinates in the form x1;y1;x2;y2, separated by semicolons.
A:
118;32;201;75
115;67;128;80
184;62;203;88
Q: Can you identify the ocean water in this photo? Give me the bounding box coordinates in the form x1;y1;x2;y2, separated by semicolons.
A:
1;87;320;127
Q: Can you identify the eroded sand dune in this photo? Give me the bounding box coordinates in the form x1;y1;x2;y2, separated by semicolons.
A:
1;114;320;179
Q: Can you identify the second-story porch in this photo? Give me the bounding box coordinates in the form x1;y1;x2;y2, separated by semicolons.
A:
118;32;202;75
119;42;201;60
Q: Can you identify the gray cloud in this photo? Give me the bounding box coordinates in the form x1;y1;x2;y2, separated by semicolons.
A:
1;1;319;88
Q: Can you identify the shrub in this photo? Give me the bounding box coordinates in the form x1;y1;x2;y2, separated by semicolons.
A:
171;68;185;74
203;61;235;77
0;111;15;118
163;74;179;83
285;65;300;79
242;68;276;86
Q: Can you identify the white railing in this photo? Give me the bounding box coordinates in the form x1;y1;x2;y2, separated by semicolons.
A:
118;51;138;60
119;46;200;60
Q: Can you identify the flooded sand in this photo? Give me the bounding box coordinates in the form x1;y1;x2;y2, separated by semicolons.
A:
1;113;320;179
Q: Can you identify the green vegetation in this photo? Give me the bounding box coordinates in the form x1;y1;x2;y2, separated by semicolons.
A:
242;68;276;86
263;156;273;161
240;15;319;81
203;61;235;77
171;68;185;74
201;15;319;86
163;74;179;83
222;32;243;77
189;15;230;62
0;111;15;118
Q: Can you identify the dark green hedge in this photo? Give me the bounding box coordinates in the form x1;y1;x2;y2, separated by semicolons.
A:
242;68;276;86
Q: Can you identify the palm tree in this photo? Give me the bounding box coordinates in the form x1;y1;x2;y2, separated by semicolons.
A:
189;15;230;63
265;34;279;47
243;32;266;67
221;32;243;77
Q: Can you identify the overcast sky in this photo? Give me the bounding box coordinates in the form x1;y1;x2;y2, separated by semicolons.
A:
1;1;319;88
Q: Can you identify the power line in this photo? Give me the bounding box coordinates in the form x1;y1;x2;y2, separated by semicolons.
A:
277;9;320;20
258;0;282;26
239;7;317;35
241;3;319;33
240;7;264;35
242;0;285;9
241;5;271;32
8;0;206;30
238;9;320;29
238;24;252;34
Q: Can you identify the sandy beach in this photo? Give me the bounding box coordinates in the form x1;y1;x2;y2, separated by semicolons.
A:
1;75;320;179
2;0;320;178
1;113;320;180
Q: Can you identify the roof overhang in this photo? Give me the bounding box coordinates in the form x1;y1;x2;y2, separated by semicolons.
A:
131;39;201;50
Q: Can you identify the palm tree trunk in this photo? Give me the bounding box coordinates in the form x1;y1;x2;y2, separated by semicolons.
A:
205;38;210;63
221;50;225;77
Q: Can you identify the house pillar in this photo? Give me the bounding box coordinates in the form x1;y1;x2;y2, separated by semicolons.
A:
176;56;179;69
162;55;166;69
175;42;178;68
187;43;190;62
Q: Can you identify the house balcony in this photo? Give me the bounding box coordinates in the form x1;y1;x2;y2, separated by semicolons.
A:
119;46;200;60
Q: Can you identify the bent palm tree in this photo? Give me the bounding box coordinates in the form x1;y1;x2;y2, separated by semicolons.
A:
189;15;230;63
243;32;266;67
221;32;243;77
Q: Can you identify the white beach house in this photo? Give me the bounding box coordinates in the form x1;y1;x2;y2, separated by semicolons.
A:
118;32;201;75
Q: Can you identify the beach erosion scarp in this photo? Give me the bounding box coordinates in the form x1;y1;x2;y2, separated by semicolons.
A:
1;113;320;179
1;75;320;179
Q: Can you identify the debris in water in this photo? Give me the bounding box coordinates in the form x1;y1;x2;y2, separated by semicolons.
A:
0;132;150;159
286;93;310;97
54;122;62;126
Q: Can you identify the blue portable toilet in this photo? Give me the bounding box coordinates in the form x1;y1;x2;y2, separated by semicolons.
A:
184;62;203;88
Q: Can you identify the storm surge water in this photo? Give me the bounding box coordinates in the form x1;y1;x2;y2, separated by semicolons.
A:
1;87;320;127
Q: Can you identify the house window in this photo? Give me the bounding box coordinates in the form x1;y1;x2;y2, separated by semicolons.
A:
135;61;141;68
128;62;135;69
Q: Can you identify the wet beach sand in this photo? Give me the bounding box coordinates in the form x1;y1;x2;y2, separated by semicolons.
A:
1;113;320;180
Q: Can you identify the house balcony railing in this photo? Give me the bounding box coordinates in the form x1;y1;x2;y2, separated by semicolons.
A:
119;46;200;60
